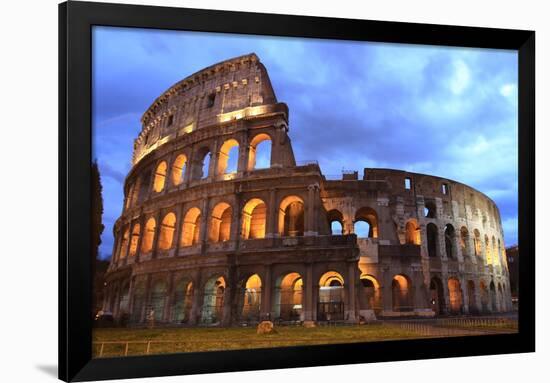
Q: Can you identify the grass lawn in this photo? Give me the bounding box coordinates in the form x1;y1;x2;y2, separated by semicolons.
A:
92;324;433;357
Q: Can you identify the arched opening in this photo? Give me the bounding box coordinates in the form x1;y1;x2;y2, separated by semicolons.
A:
129;224;140;257
429;276;445;315
405;219;421;245
327;209;344;235
467;280;477;314
118;227;130;260
427;223;439;258
474;229;482;259
480;281;489;313
130;281;146;323
273;272;303;322
424;200;437;218
241;198;267;239
153;161;167;192
118;282;130;318
216;139;239;175
444;224;456;259
392;274;413;312
354;207;378;238
181;207;201;247
171;154;187;186
150;280;167;322
248;133;272;170
360;275;380;311
497;239;503;267
485;235;492;265
447;278;463;314
201;276;226;324
209;202;232;243
141;218;156;253
278;196;304;237
171;280;193;324
489;281;497;312
191;147;211;181
158;212;176;250
318;271;345;321
492;237;499;266
460;227;470;259
239;274;262;323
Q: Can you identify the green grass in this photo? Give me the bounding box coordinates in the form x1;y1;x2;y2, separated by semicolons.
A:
92;324;430;358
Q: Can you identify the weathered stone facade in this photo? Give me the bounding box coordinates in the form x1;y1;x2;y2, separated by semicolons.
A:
103;53;512;326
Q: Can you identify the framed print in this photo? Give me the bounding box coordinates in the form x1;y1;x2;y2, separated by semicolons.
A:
59;1;535;381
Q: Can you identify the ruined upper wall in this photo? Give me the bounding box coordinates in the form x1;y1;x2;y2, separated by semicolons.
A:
132;53;280;164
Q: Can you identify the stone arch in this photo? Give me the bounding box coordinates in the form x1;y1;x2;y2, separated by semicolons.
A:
171;279;194;324
318;271;345;321
130;280;146;323
278;195;305;237
427;223;439;258
149;279;167;321
117;281;131;318
238;274;262;322
473;229;482;259
200;276;226;324
447;277;463;314
181;207;201;247
158;212;176;250
360;274;381;311
444;224;457;259
118;227;130;259
171;153;187;186
209;202;232;242
273;272;303;321
405;219;421;245
485;235;492;265
354;207;378;238
241;198;267;239
480;280;490;312
492;236;499;266
429;276;445;315
153;161;167;192
327;209;344;235
141;218;156;253
392;274;413;312
216;139;239;176
248;133;272;170
129;224;140;257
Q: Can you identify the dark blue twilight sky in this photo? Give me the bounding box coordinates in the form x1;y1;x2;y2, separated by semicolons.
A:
92;26;518;260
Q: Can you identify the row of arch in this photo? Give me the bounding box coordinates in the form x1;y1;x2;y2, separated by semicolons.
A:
109;269;510;325
116;195;305;260
126;134;272;209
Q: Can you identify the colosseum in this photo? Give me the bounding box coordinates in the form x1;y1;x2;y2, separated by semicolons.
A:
102;53;512;327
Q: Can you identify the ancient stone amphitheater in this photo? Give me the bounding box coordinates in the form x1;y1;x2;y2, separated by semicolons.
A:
103;53;512;327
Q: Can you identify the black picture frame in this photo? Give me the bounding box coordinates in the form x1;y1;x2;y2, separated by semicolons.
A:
59;1;535;381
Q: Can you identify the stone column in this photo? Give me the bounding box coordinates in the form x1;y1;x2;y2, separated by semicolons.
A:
266;188;278;238
381;268;393;314
127;276;136;316
134;214;146;263
305;184;318;236
151;211;162;259
173;204;184;256
163;272;175;322
199;198;210;251
230;193;241;242
142;274;152;323
346;262;357;322
304;264;314;321
189;271;202;325
237;133;249;173
261;264;272;320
